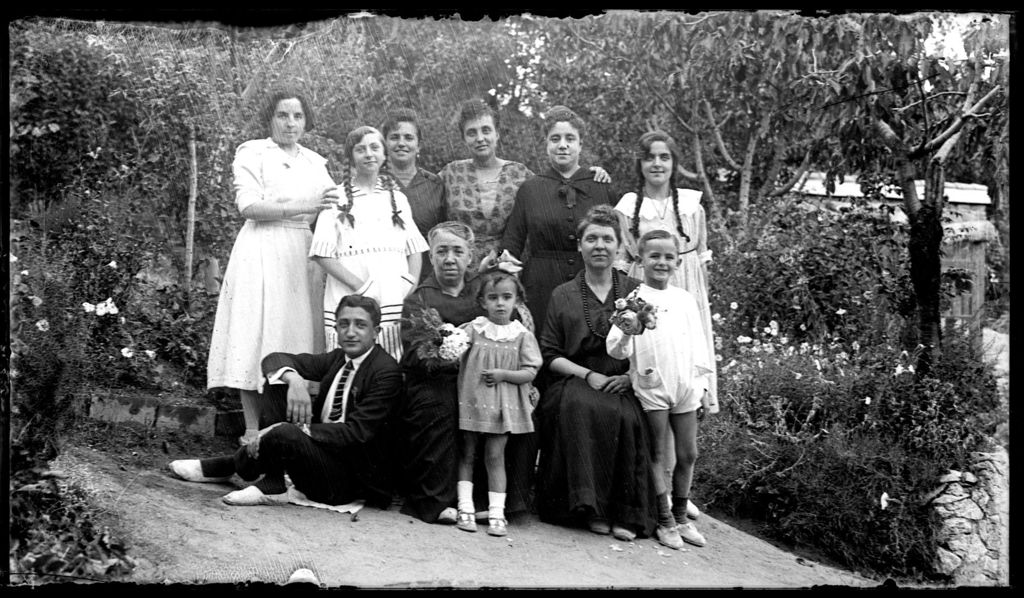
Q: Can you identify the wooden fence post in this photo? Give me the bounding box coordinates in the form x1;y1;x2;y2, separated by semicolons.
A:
185;124;198;302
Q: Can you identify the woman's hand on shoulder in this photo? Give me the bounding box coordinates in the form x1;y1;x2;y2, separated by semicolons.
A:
293;186;341;215
589;166;612;184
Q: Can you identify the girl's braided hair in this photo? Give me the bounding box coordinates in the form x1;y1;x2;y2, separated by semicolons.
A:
631;130;690;244
339;125;406;229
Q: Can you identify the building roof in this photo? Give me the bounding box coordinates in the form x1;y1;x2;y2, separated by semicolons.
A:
796;172;991;205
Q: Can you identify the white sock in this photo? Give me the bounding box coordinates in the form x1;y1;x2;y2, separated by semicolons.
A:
488;491;506;520
457;481;475;514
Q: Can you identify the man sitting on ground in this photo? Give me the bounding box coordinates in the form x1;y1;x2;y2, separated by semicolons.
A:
168;294;402;508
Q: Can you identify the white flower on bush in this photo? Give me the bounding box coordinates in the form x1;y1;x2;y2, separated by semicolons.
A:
715;353;723;362
736;335;752;344
95;297;119;316
108;260;118;269
767;320;779;336
712;313;722;323
864;396;872;405
121;347;134;358
835;308;847;315
10;254;18;263
145;350;156;359
879;492;890;510
799;323;807;331
83;302;96;313
851;340;860;352
793;372;803;380
20;270;29;276
779;336;789;345
35;319;50;332
893;364;915;377
30;295;43;307
730;302;738;310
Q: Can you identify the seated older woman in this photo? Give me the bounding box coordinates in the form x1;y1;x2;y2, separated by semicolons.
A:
535;205;659;541
397;221;533;524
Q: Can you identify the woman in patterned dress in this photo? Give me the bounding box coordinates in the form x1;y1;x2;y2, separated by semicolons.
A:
438;98;533;275
207;90;339;445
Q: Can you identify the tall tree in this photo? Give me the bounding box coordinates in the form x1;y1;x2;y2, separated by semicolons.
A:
830;13;1007;375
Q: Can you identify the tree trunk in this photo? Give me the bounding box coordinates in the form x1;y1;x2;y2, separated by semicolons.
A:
184;125;198;303
907;162;946;377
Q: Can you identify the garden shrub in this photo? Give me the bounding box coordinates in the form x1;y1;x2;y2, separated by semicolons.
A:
697;200;1003;580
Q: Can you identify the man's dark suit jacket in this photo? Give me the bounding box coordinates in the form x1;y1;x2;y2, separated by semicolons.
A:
261;344;402;507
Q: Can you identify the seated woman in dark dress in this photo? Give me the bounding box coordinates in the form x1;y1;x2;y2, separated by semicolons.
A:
535;205;659;541
397;221;534;524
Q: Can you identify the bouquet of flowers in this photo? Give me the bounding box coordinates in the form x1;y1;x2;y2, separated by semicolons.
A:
610;288;658;335
402;299;471;370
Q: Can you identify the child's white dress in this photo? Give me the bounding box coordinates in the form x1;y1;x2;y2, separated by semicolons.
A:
606;284;714;413
309;180;428;360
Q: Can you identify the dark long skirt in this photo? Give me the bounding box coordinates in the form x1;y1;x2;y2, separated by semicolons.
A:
398;371;460;523
535;376;659;537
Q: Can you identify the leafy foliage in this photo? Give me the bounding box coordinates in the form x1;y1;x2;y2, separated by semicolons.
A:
9;440;136;583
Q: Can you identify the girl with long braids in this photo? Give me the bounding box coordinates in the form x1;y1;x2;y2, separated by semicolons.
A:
310;126;429;360
614;130;718;521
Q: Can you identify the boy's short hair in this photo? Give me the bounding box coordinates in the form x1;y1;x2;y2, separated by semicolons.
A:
638;228;680;255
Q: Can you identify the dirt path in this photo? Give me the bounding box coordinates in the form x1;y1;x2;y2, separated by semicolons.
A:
54;445;875;589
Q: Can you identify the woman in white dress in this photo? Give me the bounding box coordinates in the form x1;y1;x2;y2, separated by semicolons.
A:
207;90;339;445
309;125;429;360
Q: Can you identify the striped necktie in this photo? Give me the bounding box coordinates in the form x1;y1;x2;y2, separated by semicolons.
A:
328;360;355;422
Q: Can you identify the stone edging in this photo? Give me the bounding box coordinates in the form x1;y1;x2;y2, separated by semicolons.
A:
925;448;1009;585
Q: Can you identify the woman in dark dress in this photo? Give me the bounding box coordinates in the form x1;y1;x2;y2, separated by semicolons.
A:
500;106;618;329
535;205;659;541
381;108;447;283
497;106;620;518
397;221;533;524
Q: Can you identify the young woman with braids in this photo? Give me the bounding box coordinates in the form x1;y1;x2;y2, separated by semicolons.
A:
309;125;429;361
614;130;718;522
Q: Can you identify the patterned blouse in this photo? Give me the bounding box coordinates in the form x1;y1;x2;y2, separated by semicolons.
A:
438;159;534;268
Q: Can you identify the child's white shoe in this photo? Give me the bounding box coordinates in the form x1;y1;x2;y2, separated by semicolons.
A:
487;518;508;537
456;510;477;532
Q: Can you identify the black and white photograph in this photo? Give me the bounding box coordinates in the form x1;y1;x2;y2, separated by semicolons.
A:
6;8;1012;589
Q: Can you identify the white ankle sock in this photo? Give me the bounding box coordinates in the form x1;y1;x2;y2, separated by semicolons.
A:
488;491;506;520
457;481;475;514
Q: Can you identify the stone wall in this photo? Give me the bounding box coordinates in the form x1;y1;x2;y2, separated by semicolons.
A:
927;449;1009;586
